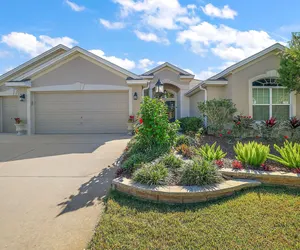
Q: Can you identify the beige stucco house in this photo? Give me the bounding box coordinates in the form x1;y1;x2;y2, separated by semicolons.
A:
0;43;298;135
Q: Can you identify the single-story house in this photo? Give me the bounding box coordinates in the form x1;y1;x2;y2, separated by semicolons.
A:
0;43;298;135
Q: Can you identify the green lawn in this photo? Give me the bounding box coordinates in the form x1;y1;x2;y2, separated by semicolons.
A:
89;186;300;250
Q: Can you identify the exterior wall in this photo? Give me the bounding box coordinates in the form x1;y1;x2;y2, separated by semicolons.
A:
149;68;190;118
207;86;225;100
226;53;280;115
297;94;300;117
132;85;143;117
189;90;205;117
32;56;127;87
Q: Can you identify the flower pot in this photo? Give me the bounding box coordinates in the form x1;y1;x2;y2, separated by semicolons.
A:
127;122;134;135
14;124;26;136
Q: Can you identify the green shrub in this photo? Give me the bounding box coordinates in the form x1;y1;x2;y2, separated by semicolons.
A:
268;141;300;169
176;134;192;147
197;142;227;161
181;159;222;186
133;163;168;185
198;98;237;134
234;141;270;167
122;153;148;172
161;154;184;169
137;97;180;146
178;117;203;133
176;144;193;158
123;143;171;172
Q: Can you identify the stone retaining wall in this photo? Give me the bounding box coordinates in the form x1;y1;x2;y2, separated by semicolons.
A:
112;177;261;204
220;168;300;187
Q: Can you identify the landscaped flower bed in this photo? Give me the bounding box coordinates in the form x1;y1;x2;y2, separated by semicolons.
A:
116;97;300;204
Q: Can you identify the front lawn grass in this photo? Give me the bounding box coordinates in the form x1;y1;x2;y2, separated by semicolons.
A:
89;186;300;250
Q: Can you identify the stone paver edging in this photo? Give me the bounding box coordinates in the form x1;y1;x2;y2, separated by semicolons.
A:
112;177;261;204
220;168;300;187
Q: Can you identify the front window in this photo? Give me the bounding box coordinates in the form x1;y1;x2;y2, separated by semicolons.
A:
252;78;290;120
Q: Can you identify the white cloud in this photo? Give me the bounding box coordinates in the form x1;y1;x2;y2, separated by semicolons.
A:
201;4;237;19
1;32;77;57
113;0;199;30
134;30;170;45
99;19;125;29
138;58;155;71
89;49;136;70
196;70;216;80
177;22;284;61
184;68;194;75
65;0;85;12
157;61;165;65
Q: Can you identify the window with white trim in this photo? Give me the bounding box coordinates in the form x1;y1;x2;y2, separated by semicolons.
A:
252;78;291;120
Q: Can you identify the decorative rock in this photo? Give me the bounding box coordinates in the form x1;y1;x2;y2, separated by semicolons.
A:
112;177;261;204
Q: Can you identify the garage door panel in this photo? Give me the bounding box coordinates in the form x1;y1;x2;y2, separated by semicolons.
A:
35;92;129;134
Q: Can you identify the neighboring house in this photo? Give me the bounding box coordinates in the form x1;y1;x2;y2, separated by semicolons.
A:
0;43;298;135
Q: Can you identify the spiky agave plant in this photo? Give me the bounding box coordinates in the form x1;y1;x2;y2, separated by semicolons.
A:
234;141;270;167
197;142;227;161
268;141;300;169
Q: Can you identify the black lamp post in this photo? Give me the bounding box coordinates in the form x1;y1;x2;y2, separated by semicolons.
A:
155;79;164;98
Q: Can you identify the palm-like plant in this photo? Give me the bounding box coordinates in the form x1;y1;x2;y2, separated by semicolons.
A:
234;141;270;167
197;142;227;161
268;141;300;169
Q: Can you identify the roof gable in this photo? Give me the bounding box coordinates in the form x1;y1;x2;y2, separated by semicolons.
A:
209;43;285;80
141;62;194;76
15;46;140;81
0;44;69;84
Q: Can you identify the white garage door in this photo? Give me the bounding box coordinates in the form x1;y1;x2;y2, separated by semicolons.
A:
2;97;18;133
35;91;129;134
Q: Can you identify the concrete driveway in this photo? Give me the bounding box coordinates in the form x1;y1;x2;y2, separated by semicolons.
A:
0;134;130;250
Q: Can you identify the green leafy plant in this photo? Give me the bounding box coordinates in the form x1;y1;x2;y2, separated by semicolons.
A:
175;134;193;147
161;154;184;169
133;163;168;185
181;159;222;186
198;99;237;134
234;141;270;167
137;97;180;146
232;115;254;138
176;144;193;158
197;142;227;161
268;141;300;169
178;117;203;134
122;153;148;172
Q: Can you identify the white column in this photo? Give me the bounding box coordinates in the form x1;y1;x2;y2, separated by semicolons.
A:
180;89;190;118
27;90;31;135
129;88;133;115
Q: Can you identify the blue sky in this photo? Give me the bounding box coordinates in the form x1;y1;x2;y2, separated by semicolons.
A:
0;0;299;79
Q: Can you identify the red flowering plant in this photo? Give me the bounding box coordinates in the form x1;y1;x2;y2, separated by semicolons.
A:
288;117;300;141
136;97;179;147
128;115;135;123
14;118;23;124
232;115;253;138
232;160;243;170
261;163;271;172
289;116;300;129
215;160;224;168
261;117;277;141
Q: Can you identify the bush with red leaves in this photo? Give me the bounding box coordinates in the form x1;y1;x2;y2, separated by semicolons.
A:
232;160;243;170
215;160;224;168
265;117;277;127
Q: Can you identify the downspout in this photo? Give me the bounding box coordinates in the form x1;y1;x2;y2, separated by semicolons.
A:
142;81;150;98
199;83;208;128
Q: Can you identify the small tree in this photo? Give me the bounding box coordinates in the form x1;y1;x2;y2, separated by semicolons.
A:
198;99;237;134
137;97;180;146
278;33;300;93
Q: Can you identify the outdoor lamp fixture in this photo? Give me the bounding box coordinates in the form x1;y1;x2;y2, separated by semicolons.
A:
155;78;164;98
133;92;138;100
19;94;26;102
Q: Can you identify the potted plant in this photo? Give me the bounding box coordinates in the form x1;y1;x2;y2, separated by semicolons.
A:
14;118;26;135
127;115;135;134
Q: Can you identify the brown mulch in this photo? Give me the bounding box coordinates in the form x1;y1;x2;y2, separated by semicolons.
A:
199;135;290;172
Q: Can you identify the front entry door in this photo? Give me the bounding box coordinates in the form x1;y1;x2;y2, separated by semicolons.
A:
165;100;176;122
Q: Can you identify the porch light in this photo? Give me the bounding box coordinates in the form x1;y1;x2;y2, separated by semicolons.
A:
155;79;164;98
133;92;138;100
